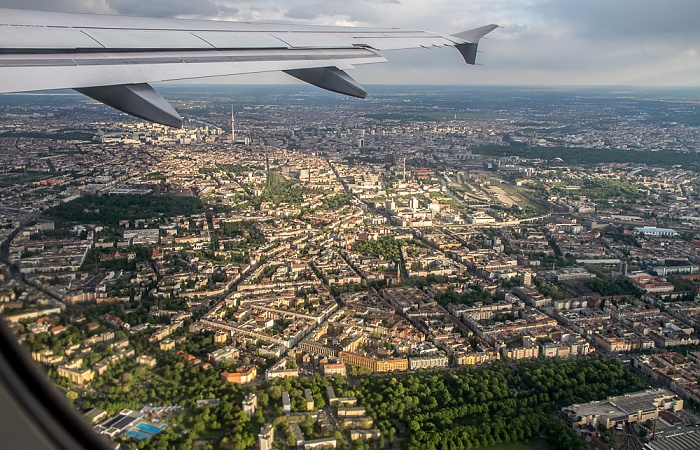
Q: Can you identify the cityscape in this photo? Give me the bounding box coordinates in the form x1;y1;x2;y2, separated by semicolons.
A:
2;84;700;450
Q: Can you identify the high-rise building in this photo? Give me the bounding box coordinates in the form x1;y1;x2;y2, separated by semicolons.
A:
243;392;257;417
619;261;628;276
259;424;274;450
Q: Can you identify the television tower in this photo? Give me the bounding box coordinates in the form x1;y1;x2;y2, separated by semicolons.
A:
231;105;235;143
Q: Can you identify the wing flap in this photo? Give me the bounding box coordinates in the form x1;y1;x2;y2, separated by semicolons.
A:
81;29;213;50
349;34;456;51
0;26;102;50
271;32;357;49
191;31;288;49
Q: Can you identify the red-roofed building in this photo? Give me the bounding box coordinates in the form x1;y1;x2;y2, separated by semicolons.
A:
221;366;257;384
104;314;131;330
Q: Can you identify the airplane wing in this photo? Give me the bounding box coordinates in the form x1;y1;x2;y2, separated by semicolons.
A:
0;8;497;127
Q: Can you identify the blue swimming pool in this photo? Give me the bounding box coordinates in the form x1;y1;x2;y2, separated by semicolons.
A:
135;422;164;434
125;430;151;440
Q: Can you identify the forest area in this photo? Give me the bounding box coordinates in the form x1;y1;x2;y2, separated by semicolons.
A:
358;358;646;450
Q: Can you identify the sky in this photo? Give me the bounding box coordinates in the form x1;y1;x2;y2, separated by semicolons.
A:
1;0;698;86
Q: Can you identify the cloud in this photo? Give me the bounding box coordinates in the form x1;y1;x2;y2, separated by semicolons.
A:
284;4;323;20
283;1;409;27
443;0;700;86
538;0;700;38
106;0;235;18
0;0;238;17
0;0;111;13
0;0;698;85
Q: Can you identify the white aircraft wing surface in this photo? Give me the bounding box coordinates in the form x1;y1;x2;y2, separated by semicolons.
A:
0;8;497;127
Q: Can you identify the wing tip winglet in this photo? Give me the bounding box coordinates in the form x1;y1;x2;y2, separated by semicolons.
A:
452;24;498;65
452;24;499;43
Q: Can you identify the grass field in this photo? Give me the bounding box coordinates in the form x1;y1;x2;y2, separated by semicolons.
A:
479;438;550;450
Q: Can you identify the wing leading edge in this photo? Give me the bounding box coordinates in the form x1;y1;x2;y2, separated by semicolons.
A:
0;8;497;127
